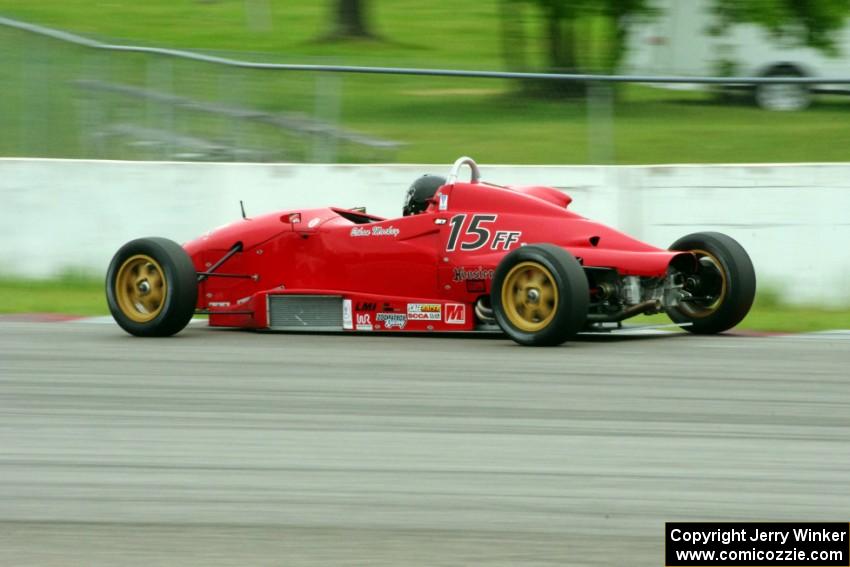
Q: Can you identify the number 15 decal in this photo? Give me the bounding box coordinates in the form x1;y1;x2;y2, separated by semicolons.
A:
446;214;522;252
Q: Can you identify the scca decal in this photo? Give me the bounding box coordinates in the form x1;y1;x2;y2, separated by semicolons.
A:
407;303;441;321
446;214;522;252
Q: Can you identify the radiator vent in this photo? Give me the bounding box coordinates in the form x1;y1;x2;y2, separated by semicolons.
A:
268;295;343;331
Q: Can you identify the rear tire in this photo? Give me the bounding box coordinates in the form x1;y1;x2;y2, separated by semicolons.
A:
106;237;198;337
492;244;589;346
666;232;755;334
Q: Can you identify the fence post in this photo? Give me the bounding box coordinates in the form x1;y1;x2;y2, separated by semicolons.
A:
146;57;174;160
587;81;615;165
80;51;109;158
21;37;52;156
219;66;242;161
312;73;342;163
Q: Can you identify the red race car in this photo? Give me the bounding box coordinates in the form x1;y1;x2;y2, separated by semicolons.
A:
106;157;756;346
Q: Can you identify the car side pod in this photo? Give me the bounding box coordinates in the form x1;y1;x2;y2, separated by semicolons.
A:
106;237;198;337
491;244;589;346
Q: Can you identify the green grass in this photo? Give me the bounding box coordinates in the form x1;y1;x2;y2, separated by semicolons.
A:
639;294;850;334
1;277;847;333
1;1;850;164
0;277;107;316
0;0;521;69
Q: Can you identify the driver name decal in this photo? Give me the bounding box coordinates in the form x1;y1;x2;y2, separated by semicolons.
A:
351;226;400;237
446;214;522;252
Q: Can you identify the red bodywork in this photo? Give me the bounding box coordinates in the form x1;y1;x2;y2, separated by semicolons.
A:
183;180;687;332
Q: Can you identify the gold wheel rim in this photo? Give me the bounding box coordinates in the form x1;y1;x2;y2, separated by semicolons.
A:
680;249;727;318
114;254;167;323
501;261;559;332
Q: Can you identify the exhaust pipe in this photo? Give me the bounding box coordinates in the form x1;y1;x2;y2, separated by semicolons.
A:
586;299;660;323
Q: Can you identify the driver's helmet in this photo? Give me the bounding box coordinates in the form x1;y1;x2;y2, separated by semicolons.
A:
403;174;446;216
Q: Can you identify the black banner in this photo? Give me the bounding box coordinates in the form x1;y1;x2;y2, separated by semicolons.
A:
666;522;850;567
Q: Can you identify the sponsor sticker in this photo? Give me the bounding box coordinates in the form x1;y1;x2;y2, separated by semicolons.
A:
209;301;231;308
444;303;466;325
356;313;373;331
438;193;449;211
376;312;407;329
407;303;442;321
308;217;321;228
350;226;400;237
342;299;353;330
452;266;495;283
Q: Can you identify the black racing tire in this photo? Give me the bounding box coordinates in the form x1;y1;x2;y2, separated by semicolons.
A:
106;237;198;337
666;232;756;335
491;244;589;346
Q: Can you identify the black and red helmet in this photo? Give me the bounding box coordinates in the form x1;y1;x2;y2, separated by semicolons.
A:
402;174;446;216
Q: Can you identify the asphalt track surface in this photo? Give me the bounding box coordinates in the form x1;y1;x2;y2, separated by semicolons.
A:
1;320;849;566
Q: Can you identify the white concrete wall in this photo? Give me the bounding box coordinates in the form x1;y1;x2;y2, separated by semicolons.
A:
2;158;849;305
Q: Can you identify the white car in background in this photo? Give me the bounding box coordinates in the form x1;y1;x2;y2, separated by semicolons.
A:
622;0;850;110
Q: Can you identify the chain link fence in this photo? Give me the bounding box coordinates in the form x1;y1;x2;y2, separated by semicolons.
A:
2;16;850;165
0;19;401;163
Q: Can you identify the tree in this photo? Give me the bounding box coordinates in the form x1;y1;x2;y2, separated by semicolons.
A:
606;0;658;69
531;0;581;75
329;0;373;39
500;0;531;72
533;0;655;72
510;0;656;96
712;0;850;55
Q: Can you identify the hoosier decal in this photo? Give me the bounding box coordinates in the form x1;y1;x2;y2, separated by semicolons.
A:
452;266;495;282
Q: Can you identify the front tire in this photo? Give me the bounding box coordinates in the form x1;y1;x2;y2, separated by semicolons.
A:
666;232;755;334
106;237;198;337
492;244;589;346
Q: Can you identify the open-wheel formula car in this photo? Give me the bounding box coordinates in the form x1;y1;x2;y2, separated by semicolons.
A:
106;157;756;346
